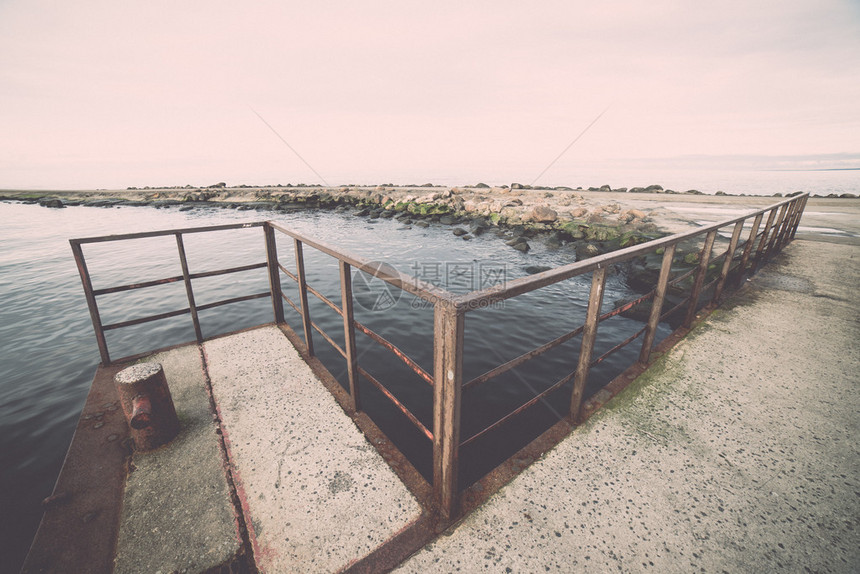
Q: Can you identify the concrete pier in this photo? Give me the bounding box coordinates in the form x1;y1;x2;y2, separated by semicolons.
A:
396;239;860;573
111;326;421;573
203;327;422;573
33;235;857;573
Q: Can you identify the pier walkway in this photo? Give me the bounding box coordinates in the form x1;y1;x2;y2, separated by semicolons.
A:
396;239;860;573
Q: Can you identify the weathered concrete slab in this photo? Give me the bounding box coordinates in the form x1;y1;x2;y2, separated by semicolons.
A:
397;240;860;573
204;326;422;573
114;345;242;573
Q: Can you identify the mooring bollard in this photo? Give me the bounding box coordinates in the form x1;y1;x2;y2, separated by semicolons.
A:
114;362;180;451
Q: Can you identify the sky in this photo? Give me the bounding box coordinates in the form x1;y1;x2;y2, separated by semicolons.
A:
1;0;859;189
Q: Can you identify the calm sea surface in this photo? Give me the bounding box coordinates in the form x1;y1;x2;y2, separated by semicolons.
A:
1;170;855;571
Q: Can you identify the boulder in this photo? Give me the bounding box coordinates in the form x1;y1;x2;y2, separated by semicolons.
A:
39;199;65;208
452;228;468;236
525;265;553;275
576;243;601;259
530;205;558;223
645;184;663;192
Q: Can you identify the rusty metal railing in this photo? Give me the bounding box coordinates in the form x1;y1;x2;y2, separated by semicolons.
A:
70;192;808;522
70;222;272;365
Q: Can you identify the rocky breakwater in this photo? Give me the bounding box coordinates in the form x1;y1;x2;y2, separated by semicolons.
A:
238;184;664;259
4;184;666;258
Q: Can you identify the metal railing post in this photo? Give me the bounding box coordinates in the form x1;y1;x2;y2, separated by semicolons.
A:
753;207;778;270
433;301;464;520
339;261;361;411
570;266;607;423
779;198;800;250
70;240;111;365
789;195;808;240
264;223;285;325
175;233;203;343
763;203;789;260
294;239;315;356
684;229;717;328
712;221;744;304
734;212;763;288
639;244;676;364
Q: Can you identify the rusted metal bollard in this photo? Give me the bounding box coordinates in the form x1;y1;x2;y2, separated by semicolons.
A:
115;362;180;451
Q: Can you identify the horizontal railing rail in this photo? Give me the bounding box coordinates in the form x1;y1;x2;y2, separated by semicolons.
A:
70;192;808;523
70;221;271;365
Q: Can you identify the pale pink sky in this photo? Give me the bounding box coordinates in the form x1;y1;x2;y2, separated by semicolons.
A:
1;0;858;189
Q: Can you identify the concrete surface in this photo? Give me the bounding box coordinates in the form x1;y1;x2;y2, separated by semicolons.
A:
204;326;422;573
114;345;241;573
397;239;859;573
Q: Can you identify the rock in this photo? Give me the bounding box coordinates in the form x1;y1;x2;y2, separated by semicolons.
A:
715;191;727;196
355;208;370;216
525;265;553;275
439;215;455;225
599;184;612;192
569;207;588;218
380;211;394;219
39;199;65;208
684;189;703;195
511;241;531;253
209;182;227;188
588;187;600;192
626;265;660;293
179;205;194;211
461;234;473;240
629;209;646;219
474;182;490;188
415;220;430;228
613;187;628;193
585;224;620;242
629;187;646;193
840;193;857;198
558;221;586;240
645;184;663;192
470;222;489;236
505;198;524;207
530;205;558;223
576;243;601;259
452;228;468;236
